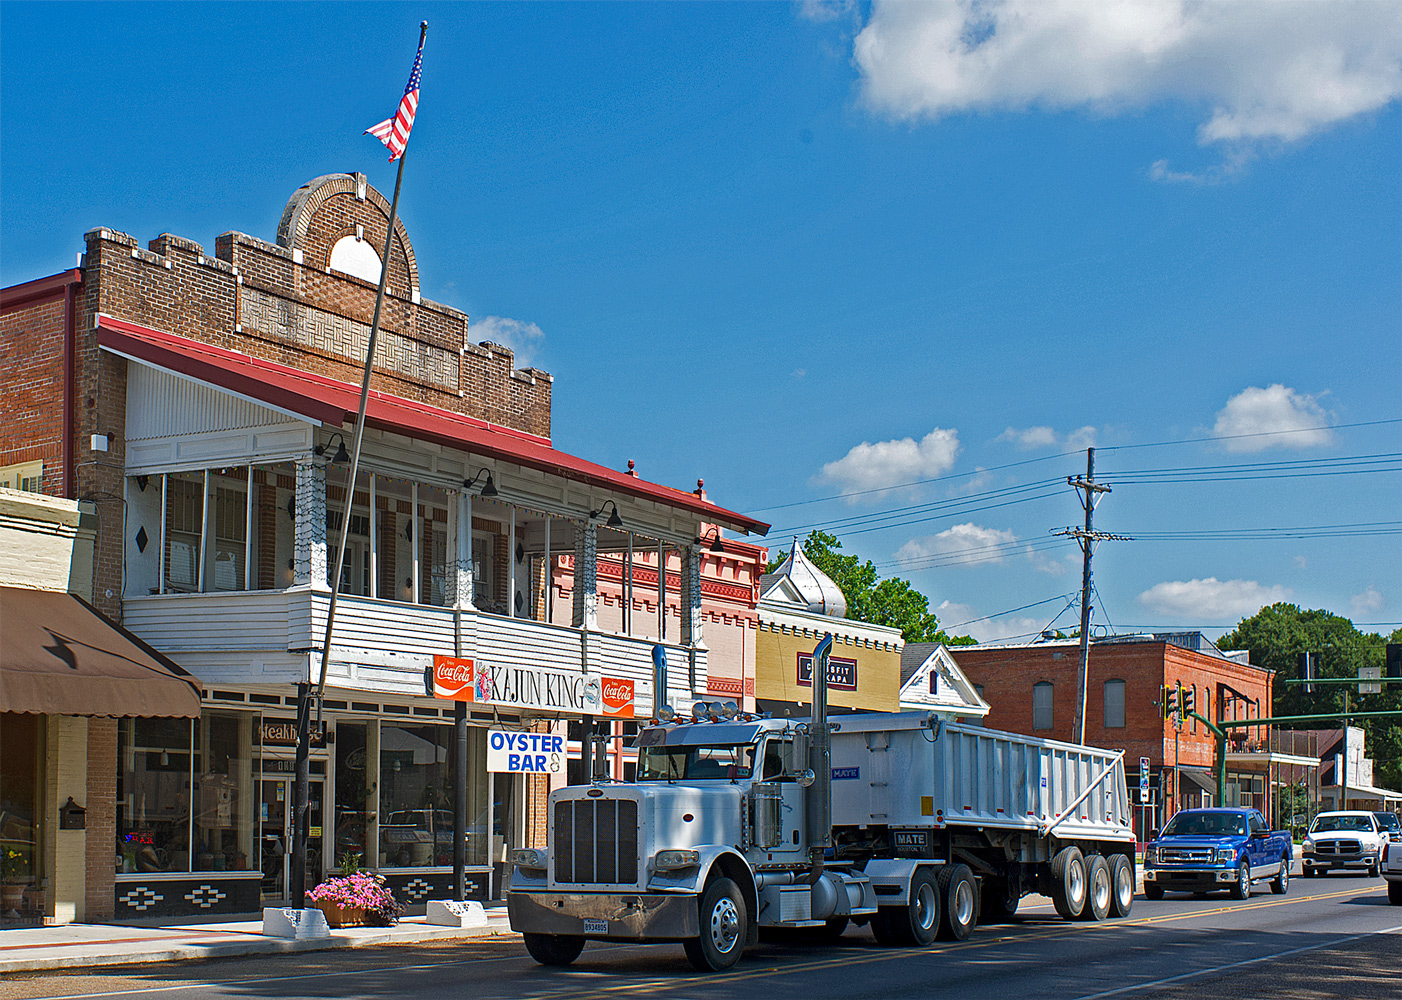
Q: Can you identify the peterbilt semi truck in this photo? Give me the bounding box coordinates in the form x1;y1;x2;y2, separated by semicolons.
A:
507;637;1137;971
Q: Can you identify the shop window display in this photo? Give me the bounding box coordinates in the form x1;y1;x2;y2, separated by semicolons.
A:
334;722;371;865
379;724;488;867
117;718;193;872
1;713;44;920
193;712;255;872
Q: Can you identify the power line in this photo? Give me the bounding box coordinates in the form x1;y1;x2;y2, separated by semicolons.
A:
1095;418;1402;453
940;593;1079;630
768;478;1065;536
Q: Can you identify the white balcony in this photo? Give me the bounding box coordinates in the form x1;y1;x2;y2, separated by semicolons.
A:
121;589;704;712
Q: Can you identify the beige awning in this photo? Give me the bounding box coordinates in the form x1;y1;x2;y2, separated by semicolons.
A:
0;586;201;717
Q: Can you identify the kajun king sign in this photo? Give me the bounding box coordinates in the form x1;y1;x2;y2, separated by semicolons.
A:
427;655;635;718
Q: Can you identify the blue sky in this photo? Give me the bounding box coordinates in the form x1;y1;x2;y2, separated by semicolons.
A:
3;1;1399;642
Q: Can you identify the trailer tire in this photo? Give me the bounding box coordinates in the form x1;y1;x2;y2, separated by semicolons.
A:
684;877;748;972
1109;855;1134;917
523;933;585;967
981;876;1020;922
1231;859;1251;901
1050;847;1087;920
885;868;941;946
1077;855;1111;921
1143;883;1164;900
1271;854;1290;895
936;864;979;940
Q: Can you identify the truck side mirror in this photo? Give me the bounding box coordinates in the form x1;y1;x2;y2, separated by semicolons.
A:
1148;829;1158;842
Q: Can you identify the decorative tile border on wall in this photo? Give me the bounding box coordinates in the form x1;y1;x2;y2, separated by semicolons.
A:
114;874;261;919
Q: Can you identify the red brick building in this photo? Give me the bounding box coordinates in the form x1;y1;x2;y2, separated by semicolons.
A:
950;633;1275;840
1;173;767;921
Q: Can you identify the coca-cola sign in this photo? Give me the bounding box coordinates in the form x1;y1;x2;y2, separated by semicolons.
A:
429;656;481;701
600;677;635;718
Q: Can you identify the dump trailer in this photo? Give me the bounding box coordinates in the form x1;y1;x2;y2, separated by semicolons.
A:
507;708;1136;971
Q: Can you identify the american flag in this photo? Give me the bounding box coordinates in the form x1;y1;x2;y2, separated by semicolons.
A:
365;33;424;161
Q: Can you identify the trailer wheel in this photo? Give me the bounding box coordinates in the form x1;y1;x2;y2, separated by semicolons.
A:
683;877;748;972
1271;854;1290;895
936;864;978;940
883;868;940;946
1231;859;1251;901
1108;855;1134;917
1143;883;1164;900
980;876;1020;922
523;933;585;967
1077;855;1111;921
1050;847;1087;920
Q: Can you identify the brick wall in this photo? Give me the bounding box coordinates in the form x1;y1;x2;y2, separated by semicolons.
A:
85;717;117;920
950;641;1273;768
0;295;68;495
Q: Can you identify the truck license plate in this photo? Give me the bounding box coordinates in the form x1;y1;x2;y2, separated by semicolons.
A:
582;919;608;935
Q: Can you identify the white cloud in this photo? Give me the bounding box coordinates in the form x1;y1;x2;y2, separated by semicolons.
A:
898;523;1018;567
852;1;1402;161
1138;577;1292;619
998;424;1098;451
1212;384;1333;451
797;0;856;24
1352;586;1384;617
1293;555;1308;570
819;428;961;496
472;315;545;368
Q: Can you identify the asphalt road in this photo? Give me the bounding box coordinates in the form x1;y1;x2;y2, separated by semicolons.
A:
3;877;1399;1000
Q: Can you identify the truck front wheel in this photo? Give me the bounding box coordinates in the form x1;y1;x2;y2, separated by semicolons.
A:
1050;847;1087;919
1143;882;1164;900
684;877;748;972
523;933;585;967
1231;859;1251;900
1271;854;1290;894
877;868;940;946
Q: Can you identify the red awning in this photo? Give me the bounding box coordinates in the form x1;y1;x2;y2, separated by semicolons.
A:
96;314;769;536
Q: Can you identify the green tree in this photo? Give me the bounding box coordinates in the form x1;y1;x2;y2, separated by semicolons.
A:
1218;604;1401;788
769;531;975;645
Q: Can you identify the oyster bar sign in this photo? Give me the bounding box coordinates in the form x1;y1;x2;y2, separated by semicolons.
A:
428;655;635;718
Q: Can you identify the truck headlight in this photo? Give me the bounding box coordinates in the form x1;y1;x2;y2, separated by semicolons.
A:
510;848;547;871
654;849;700;871
1215;848;1237;864
1144;847;1158;865
1302;838;1314;852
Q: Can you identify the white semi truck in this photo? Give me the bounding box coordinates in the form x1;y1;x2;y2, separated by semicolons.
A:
507;638;1137;971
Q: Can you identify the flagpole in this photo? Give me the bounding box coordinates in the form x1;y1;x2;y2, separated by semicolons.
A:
292;20;427;907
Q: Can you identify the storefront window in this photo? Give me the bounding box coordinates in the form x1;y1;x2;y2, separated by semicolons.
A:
117;718;193;873
193;711;255;872
334;722;371;867
378;724;488;868
0;713;45;892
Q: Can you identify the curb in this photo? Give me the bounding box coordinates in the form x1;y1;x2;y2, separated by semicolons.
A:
0;922;517;974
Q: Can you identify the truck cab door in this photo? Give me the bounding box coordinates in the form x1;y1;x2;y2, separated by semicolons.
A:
1247;810;1267;870
761;736;806;860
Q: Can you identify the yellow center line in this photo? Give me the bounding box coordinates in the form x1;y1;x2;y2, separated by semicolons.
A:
532;884;1381;999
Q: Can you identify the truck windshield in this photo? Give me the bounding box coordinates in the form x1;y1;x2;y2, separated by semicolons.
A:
637;744;756;781
1311;815;1374;833
1161;812;1247;837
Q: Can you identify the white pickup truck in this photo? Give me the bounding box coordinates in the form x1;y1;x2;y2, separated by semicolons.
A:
1301;811;1388;878
1383;827;1402;904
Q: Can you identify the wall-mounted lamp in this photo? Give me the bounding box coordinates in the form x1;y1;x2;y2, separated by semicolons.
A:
315;433;350;464
463;468;499;497
285;495;296;522
590;499;624;529
697;527;725;554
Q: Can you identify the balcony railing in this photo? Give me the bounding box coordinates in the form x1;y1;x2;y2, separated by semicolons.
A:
122;589;705;710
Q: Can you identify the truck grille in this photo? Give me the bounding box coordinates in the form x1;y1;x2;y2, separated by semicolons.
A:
1315;839;1362;855
554;798;639;884
1161;848;1213;864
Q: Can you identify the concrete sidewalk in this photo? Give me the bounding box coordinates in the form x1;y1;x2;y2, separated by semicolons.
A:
0;908;516;974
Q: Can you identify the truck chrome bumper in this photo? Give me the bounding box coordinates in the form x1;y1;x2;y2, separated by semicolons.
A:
507;891;699;941
1143;869;1237;883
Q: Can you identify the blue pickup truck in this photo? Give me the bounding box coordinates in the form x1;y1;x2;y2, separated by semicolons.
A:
1142;807;1293;900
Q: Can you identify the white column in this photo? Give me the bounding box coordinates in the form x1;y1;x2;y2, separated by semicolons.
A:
508;506;517;618
244;465;254;591
543;515;551;624
293;460;329;590
369;474;378;599
572;521;598;629
411;481;421;604
198;469;211;592
454;489;473;609
681;544;703;649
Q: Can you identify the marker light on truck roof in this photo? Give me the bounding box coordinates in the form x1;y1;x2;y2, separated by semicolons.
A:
721;701;739;720
657;705;676;722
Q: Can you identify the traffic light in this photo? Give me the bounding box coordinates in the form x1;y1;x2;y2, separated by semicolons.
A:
1387;643;1401;680
1162;685;1178;720
1182;686;1195;715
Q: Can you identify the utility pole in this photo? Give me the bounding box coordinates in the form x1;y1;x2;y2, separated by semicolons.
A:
1055;448;1131;745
